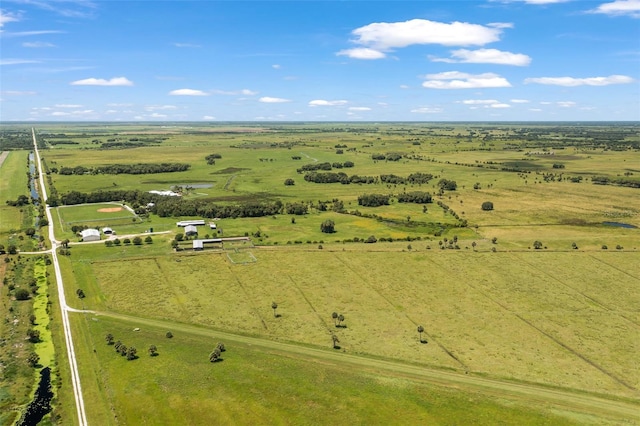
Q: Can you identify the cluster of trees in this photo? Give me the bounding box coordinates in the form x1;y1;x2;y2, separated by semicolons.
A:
296;161;354;173
358;194;390;207
303;172;378;184
209;342;226;363
106;334;140;360
58;163;190;175
6;194;31;207
371;153;402;161
331;312;346;327
285;202;308;215
320;219;335;233
397;191;432;204
205;153;222;165
380;173;433;185
154;198;283;219
438;179;457;191
592;176;640;188
59;189;158;206
481;201;494;211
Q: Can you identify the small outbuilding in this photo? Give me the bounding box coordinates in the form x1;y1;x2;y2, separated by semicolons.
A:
193;240;204;251
184;225;198;236
209;222;217;230
102;227;113;235
80;228;101;242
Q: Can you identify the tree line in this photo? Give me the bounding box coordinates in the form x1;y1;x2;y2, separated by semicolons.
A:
56;163;190;175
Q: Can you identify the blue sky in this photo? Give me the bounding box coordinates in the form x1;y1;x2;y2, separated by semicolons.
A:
1;0;639;121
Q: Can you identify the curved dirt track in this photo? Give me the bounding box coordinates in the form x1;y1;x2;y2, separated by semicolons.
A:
80;309;640;424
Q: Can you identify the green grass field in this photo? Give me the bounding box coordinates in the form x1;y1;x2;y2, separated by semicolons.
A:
2;123;639;425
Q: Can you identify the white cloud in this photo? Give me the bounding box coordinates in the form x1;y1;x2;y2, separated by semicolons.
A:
461;99;500;104
55;104;82;108
510;99;530;103
259;96;291;103
145;105;177;111
589;0;640;17
349;107;371;111
272;64;281;69
490;103;511;108
497;0;570;4
169;88;208;96
149;113;168;118
22;41;56;48
529;108;543;112
557;101;576;107
71;77;133;86
2;90;37;95
399;85;410;89
0;10;21;27
432;48;531;66
2;30;64;37
203;115;216;120
1;59;41;65
348;19;505;50
336;48;386;60
411;107;443;113
172;42;201;48
212;88;258;96
308;99;348;107
524;75;634;86
422;72;512;89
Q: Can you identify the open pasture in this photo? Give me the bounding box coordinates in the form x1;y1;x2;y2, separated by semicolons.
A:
67;242;640;400
70;314;582;426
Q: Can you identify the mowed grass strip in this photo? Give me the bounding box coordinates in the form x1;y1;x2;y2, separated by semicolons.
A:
0;151;29;233
72;314;580;426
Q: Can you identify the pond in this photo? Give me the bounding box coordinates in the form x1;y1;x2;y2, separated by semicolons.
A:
602;221;637;229
18;367;53;426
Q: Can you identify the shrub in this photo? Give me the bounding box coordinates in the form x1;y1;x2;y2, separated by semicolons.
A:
481;201;494;211
15;288;30;300
364;235;377;243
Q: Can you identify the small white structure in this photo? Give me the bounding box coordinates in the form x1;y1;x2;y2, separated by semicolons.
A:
102;227;113;235
149;190;180;197
80;228;101;242
209;222;217;229
177;219;205;227
193;240;204;251
184;225;198;236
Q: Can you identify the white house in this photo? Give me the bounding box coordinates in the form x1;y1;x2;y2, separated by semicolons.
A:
80;228;101;242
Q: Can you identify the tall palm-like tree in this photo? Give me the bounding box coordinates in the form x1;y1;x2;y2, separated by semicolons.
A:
272;302;278;317
417;325;425;343
105;333;114;345
331;312;338;326
337;314;345;327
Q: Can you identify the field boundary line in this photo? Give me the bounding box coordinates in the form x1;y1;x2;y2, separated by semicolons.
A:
222;262;269;330
463;253;637;392
331;253;468;370
587;254;640;281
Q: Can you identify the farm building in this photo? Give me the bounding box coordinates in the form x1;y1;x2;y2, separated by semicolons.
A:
80;229;101;242
176;220;205;227
102;227;113;235
193;240;204;251
184;225;198;236
209;222;217;229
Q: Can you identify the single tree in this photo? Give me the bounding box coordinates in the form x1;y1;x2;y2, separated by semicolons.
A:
471;241;477;250
15;288;30;300
27;352;40;367
481;201;494;211
271;302;278;317
331;312;339;326
337;314;345;328
331;334;340;349
148;345;158;356
27;329;40;343
166;331;173;338
417;325;425;343
216;342;226;352
320;219;336;234
127;346;137;360
533;240;543;250
105;333;114;345
114;341;122;352
132;236;143;245
145;236;153;244
119;345;128;356
491;237;497;244
61;239;70;249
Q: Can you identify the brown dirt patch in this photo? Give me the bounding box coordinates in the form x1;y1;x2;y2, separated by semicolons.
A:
97;207;123;213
